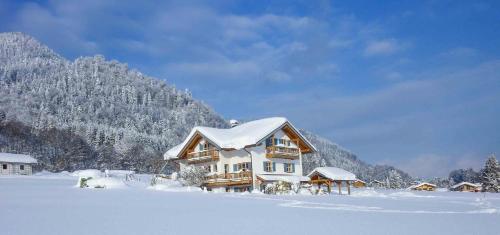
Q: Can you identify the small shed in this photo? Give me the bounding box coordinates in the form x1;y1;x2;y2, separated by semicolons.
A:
307;167;356;195
450;182;481;192
353;179;367;188
0;153;37;175
409;182;436;191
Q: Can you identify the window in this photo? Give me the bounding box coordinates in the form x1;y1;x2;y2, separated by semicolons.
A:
263;161;276;172
20;165;25;170
207;165;211;172
233;162;251;172
213;164;217;172
2;164;7;170
241;162;251;170
266;138;273;147
284;163;295;173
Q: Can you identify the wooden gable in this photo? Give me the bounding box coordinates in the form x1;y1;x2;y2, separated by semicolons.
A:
281;123;314;154
178;132;203;159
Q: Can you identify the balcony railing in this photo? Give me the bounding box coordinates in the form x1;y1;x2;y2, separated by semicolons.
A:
266;146;300;159
186;149;219;164
205;171;253;185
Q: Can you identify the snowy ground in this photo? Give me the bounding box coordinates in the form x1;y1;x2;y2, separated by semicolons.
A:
1;174;499;235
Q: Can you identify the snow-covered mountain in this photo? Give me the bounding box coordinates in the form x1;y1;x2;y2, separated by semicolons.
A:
0;32;228;172
0;32;412;182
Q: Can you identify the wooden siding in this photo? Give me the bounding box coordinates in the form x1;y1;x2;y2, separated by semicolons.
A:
204;171;252;188
353;180;366;188
186;149;220;164
265;146;300;159
452;184;480;192
412;184;436;191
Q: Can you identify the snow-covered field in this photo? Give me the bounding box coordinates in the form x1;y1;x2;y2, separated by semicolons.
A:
1;173;499;235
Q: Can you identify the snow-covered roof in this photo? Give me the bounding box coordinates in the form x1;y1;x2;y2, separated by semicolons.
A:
451;182;480;189
257;174;310;183
164;144;183;160
165;117;316;160
409;182;437;189
0;153;37;164
307;167;356;181
355;179;366;184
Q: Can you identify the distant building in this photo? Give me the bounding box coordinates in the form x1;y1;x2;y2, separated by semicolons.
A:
369;180;385;188
409;182;436;191
450;182;481;192
0;153;37;175
307;167;356;195
353;179;367;188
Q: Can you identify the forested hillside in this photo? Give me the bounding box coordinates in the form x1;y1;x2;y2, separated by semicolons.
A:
0;32;228;172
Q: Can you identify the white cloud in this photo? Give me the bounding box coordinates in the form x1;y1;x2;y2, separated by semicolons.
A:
364;38;403;56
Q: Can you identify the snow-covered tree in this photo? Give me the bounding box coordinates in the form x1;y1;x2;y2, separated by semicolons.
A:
178;166;208;187
480;155;500;193
387;169;404;189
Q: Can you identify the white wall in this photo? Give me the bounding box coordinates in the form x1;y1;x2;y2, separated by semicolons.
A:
249;144;303;176
0;162;33;175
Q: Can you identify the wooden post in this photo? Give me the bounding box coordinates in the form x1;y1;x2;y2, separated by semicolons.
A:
337;181;342;195
347;181;351;195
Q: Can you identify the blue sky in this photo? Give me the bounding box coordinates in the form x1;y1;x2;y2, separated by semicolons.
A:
1;0;499;178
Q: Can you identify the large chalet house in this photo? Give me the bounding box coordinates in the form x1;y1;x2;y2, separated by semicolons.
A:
164;117;317;192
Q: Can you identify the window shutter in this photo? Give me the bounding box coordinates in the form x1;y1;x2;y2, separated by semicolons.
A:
283;163;287;172
233;164;237;172
292;164;295;173
272;162;276;172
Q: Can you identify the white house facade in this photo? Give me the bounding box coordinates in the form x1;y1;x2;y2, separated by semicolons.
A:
165;117;316;192
0;153;37;175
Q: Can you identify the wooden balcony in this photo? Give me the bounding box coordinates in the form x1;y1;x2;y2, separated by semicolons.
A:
204;171;253;187
186;149;219;164
266;146;300;159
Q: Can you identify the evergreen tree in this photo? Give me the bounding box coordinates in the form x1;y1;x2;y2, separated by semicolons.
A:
480;155;500;193
387;169;404;189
